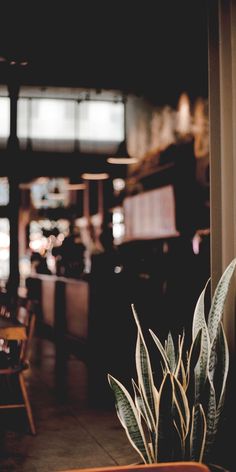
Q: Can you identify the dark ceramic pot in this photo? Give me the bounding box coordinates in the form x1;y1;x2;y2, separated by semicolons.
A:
207;464;230;472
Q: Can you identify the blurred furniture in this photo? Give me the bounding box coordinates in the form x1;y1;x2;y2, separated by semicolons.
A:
59;462;210;472
0;306;36;435
0;316;27;340
26;274;89;347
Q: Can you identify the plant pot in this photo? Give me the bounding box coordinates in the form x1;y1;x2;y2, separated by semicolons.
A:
207;464;230;472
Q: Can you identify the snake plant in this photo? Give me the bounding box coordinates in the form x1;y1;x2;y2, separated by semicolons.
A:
108;258;236;464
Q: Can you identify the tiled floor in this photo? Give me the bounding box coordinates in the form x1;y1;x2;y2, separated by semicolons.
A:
0;338;138;472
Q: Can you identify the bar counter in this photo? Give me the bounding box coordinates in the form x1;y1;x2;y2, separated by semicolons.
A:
26;274;89;345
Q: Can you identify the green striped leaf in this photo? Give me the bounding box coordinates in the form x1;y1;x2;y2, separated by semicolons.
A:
192;279;210;340
208;335;217;383
205;322;229;457
156;373;175;461
108;374;151;463
132;379;145;423
172;375;190;439
165;332;176;373
178;359;187;391
174;333;185;380
135;333;157;430
216;322;229;411
132;305;157;425
208;258;236;344
203;377;216;460
194;322;210;401
187;328;202;397
190;403;207;462
149;329;170;373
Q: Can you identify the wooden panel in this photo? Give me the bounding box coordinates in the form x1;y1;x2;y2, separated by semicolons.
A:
65;279;89;340
41;275;55;327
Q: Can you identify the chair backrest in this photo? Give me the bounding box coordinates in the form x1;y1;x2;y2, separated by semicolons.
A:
16;305;36;363
0;288;10;317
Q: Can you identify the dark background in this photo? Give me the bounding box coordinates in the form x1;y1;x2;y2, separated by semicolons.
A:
0;1;208;106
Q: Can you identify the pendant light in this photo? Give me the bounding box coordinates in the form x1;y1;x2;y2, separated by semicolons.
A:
81;172;109;181
66;183;86;190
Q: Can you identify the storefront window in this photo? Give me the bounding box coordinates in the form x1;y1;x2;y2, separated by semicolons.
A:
0;97;10;140
78;101;124;142
0;178;9;206
0;219;9;284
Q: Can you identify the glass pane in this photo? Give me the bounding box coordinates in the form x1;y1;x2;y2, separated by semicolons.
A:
0;97;10;138
17;98;29;139
0;178;9;206
18;99;76;140
0;218;9;284
78;101;124;141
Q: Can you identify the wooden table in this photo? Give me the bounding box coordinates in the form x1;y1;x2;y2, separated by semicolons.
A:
0;317;27;340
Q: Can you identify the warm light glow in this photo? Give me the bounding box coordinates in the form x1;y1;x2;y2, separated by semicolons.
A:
81;173;109;180
176;93;191;136
19;257;31;278
112;207;125;244
0;232;9;249
29;237;48;252
75;217;88;228
36;177;49;185
193;98;209;158
66;183;86;190
107;157;138;164
0;98;10;138
159;107;175;150
90;214;102;227
113;178;125;192
78;101;124;141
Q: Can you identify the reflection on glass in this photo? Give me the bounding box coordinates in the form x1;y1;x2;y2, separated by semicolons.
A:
0;178;9;206
0;97;10;138
78;101;124;141
112;207;125;244
18;99;76;140
17;98;124;148
0;218;9;283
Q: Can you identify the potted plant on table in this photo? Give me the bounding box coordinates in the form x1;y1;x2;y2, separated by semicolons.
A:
108;259;236;472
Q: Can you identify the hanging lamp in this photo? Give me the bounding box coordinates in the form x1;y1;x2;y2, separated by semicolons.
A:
81;172;109;181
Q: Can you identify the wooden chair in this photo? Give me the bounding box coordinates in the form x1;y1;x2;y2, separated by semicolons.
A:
0;304;36;435
59;462;211;472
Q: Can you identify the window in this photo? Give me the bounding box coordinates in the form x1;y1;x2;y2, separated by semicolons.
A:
78;101;124;142
0;97;10;139
0;218;9;283
17;96;124;152
0;178;9;206
18;99;76;140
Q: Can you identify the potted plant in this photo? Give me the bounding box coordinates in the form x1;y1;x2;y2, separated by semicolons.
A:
108;259;236;471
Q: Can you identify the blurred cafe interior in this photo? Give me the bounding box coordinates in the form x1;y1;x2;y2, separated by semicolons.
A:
0;1;235;471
